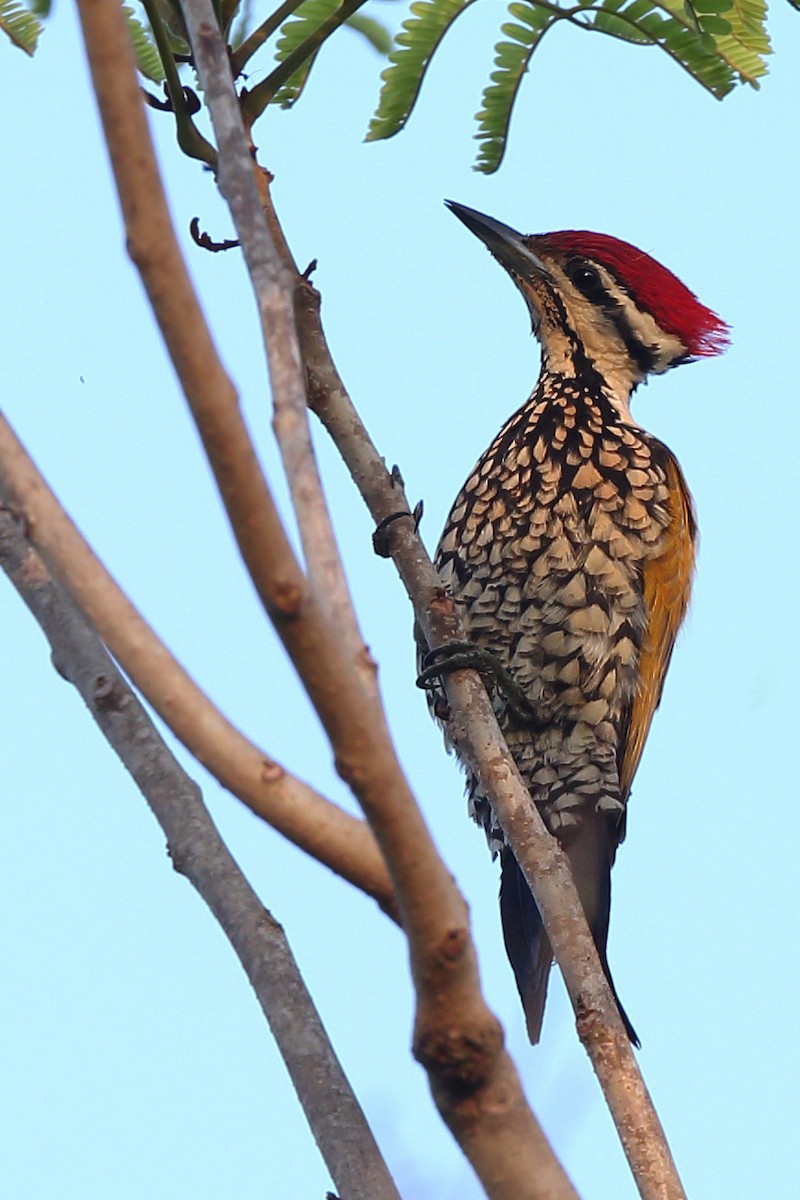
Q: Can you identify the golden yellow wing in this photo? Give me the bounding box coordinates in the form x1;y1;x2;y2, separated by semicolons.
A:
618;454;697;803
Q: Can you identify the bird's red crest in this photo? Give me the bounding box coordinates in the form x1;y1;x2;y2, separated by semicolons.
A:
541;231;730;358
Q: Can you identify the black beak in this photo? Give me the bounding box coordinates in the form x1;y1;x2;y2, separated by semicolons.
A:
445;200;550;282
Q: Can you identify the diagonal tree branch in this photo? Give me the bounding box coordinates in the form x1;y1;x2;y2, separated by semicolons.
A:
0;409;395;918
0;505;401;1200
170;30;689;1171
75;0;580;1196
202;7;377;696
293;277;688;1200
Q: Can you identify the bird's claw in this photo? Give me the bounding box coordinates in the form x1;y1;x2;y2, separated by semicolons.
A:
417;640;541;726
372;501;423;558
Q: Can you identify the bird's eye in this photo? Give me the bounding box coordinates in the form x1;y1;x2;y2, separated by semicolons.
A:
568;262;602;294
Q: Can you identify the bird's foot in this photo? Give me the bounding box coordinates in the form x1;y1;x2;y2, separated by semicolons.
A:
372;500;424;558
416;640;540;726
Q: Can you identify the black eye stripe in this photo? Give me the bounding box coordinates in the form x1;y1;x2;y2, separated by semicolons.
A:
563;258;659;376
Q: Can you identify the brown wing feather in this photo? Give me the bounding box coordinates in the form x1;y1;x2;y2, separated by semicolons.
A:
618;454;697;803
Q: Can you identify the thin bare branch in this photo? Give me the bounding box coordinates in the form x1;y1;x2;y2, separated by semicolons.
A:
0;427;576;1200
230;0;303;77
80;0;379;730
172;5;581;1198
0;410;395;918
193;0;373;690
239;0;369;122
293;278;688;1200
0;506;401;1200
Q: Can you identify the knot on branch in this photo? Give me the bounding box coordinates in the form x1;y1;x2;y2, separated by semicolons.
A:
270;579;305;619
575;997;628;1060
358;644;379;676
439;924;469;962
413;925;503;1090
260;758;285;784
427;589;456;620
413;1014;503;1093
294;272;321;311
92;672;124;711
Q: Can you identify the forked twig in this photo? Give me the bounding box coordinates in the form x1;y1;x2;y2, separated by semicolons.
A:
0;410;395;918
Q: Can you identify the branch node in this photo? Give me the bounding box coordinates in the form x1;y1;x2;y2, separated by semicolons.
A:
295;273;320;309
271;579;305;618
428;589;455;619
260;758;285;784
358;644;379;677
439;925;469;963
413;1018;502;1092
93;672;120;709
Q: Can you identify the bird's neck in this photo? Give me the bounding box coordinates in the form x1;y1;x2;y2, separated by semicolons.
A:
535;315;644;426
537;350;639;428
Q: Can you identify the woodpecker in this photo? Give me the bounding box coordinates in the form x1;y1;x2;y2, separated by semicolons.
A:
422;201;728;1045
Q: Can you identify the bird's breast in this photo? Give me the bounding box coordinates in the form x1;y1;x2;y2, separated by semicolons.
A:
435;389;674;735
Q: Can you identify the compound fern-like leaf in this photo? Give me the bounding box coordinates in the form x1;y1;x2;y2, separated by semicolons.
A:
272;0;338;108
124;4;167;83
582;0;768;96
366;0;477;142
0;0;42;54
474;3;558;173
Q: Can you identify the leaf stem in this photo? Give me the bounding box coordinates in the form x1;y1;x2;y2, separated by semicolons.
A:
230;0;307;76
561;1;733;94
241;0;369;123
141;0;218;163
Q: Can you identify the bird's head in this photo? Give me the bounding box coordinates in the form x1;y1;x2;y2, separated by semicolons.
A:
446;200;729;403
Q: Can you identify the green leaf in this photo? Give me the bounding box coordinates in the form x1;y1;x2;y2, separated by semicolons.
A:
366;0;477;142
698;14;732;33
658;0;770;89
575;0;768;97
0;0;42;54
474;3;558;173
346;11;392;55
272;0;342;109
470;0;770;171
692;0;734;13
366;0;769;171
123;4;167;83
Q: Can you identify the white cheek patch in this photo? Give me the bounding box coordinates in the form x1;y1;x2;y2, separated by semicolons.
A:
552;264;688;380
619;299;686;372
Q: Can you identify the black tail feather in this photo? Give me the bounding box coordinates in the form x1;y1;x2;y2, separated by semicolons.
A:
499;835;639;1047
499;848;553;1044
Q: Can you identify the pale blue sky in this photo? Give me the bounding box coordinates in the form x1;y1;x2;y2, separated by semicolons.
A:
2;4;799;1198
